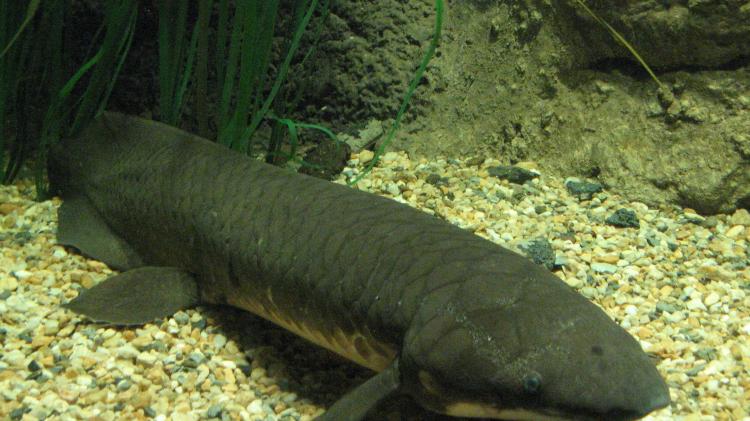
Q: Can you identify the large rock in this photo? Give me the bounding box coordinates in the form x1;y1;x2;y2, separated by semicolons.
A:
564;0;750;68
393;1;750;214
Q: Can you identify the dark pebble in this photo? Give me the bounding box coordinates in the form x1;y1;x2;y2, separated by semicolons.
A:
565;179;603;200
238;364;252;377
182;352;205;369
10;406;29;420
116;379;132;391
425;173;449;187
606;208;640;228
656;301;679;313
144;406;157;417
207;404;223;418
191;318;207;330
0;290;10;300
646;232;661;247
488;165;538;184
694;348;716;361
520;238;556;270
27;360;41;371
143;340;167;352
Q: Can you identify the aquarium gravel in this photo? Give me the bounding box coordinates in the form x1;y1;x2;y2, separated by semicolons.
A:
1;150;748;420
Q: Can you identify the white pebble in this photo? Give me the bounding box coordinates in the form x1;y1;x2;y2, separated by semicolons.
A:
213;334;227;349
116;344;140;359
247;399;264;414
6;295;30;312
704;292;720;307
3;349;26;368
591;262;618;274
136;352;157;366
12;270;32;280
686;298;707;311
0;276;19;291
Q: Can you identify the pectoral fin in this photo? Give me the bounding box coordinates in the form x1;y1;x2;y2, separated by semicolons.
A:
63;266;199;325
317;359;402;421
57;195;144;271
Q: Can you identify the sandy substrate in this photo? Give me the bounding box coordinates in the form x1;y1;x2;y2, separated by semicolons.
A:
1;151;749;420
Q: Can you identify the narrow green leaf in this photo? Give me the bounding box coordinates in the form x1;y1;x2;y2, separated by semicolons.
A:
0;0;40;59
238;0;318;152
348;0;444;185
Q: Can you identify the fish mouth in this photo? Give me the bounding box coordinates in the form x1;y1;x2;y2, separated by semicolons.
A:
545;390;671;421
486;387;672;421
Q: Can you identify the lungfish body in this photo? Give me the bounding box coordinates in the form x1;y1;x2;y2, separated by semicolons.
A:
50;113;669;420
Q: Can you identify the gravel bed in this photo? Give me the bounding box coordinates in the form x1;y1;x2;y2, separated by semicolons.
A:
1;150;749;420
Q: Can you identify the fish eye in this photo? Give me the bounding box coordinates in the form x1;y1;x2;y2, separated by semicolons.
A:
522;372;542;395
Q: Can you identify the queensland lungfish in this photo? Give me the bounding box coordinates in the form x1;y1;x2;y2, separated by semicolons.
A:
50;112;670;420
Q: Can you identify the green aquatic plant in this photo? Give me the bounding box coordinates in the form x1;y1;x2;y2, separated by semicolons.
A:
177;0;335;162
0;0;136;198
348;0;445;186
157;1;199;125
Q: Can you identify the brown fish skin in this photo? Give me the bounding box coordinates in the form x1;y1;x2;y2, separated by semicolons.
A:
51;112;670;420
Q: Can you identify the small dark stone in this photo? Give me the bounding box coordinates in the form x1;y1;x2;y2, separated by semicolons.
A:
114;402;125;411
299;140;352;180
116;379;132;391
143;340;167;352
606;208;640;228
0;290;10;300
655;301;679;313
27;360;41;371
17;332;33;343
207;404;223;418
520;238;555;270
144;406;157;417
81;328;98;339
10;406;29;420
488;165;538;184
646;232;661;247
191;318;207;330
14;231;32;245
694;348;716;361
533;205;547;214
182;352;205;369
565;179;603;200
238;364;252;377
425;173;449;186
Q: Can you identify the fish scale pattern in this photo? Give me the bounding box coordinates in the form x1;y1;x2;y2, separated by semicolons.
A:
62;114;530;356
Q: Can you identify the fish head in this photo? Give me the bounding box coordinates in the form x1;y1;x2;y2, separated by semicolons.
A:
400;263;670;420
